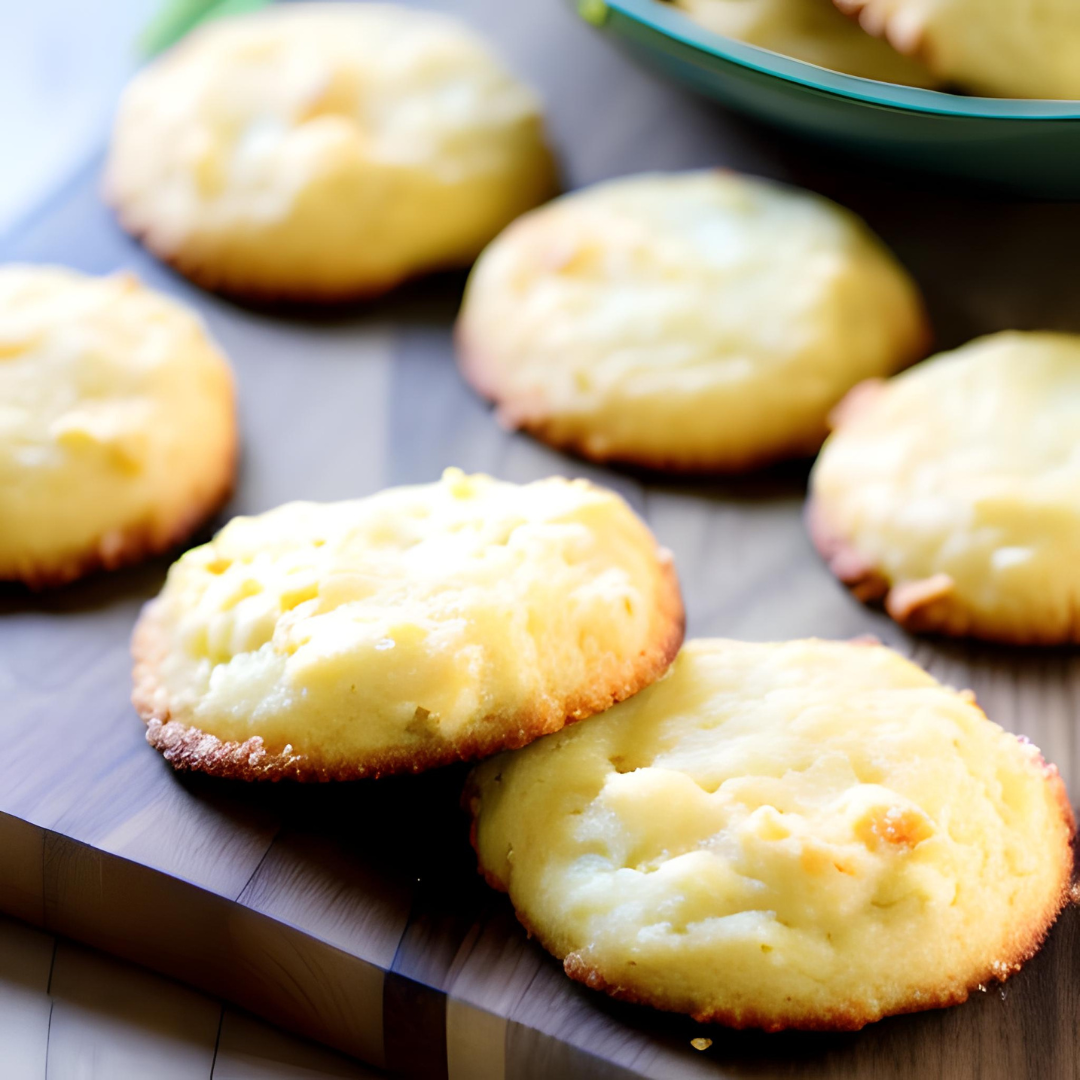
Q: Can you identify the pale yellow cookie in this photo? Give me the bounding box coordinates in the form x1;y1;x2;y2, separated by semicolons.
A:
810;332;1080;644
674;0;939;86
835;0;1080;98
467;638;1074;1031
132;469;684;780
0;265;236;588
105;3;557;302
457;171;929;472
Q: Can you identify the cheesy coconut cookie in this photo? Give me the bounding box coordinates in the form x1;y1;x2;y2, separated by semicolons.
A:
835;0;1080;99
0;266;236;588
674;0;939;86
467;638;1075;1031
105;3;556;302
810;332;1080;644
132;470;683;780
457;171;929;472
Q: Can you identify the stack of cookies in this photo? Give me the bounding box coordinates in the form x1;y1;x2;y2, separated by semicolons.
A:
3;0;1074;1039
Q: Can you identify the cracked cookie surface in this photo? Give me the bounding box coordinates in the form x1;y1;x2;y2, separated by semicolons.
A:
468;638;1074;1030
810;332;1080;644
133;469;684;780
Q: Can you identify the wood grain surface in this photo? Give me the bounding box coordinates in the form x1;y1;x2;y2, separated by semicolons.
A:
0;914;379;1078
1;1;1079;1077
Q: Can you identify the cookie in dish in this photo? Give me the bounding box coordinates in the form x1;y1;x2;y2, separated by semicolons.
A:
467;638;1074;1030
809;332;1080;644
457;170;929;472
835;0;1080;99
105;3;557;302
674;0;939;86
133;469;684;780
0;265;236;588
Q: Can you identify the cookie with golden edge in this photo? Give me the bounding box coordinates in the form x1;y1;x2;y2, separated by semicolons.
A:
105;3;557;303
132;469;684;780
674;0;939;86
457;171;929;473
810;332;1080;644
0;265;236;588
467;638;1075;1032
834;0;1080;99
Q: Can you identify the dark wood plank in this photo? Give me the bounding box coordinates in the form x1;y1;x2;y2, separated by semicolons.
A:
0;916;53;1079
0;1;1077;1077
45;938;222;1079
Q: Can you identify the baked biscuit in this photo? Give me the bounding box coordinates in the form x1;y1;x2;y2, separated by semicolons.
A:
105;3;557;302
467;638;1074;1031
835;0;1080;98
810;332;1080;644
0;265;236;588
132;469;683;780
674;0;939;85
457;171;929;472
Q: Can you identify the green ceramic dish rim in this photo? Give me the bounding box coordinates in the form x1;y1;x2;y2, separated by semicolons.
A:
597;0;1080;119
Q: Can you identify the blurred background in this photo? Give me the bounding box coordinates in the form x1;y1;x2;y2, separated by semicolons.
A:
0;3;157;236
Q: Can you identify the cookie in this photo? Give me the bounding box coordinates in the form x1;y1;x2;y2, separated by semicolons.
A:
132;469;684;780
457;171;929;472
467;638;1074;1031
809;332;1080;644
0;265;236;588
675;0;939;85
104;3;557;303
834;0;1080;98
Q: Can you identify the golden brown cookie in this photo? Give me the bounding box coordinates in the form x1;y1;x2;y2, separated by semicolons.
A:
105;3;557;302
809;332;1080;644
133;469;683;780
468;638;1075;1031
457;171;929;472
0;265;236;588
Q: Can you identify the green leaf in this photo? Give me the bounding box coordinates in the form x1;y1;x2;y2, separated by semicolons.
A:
140;0;271;57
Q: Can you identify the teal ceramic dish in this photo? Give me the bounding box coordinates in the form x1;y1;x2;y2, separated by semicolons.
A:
575;0;1080;198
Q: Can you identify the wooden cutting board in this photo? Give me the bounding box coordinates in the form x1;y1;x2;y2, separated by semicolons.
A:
1;2;1078;1077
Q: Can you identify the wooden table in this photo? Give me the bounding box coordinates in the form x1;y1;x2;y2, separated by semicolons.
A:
1;1;1078;1077
0;914;376;1079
